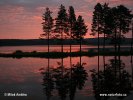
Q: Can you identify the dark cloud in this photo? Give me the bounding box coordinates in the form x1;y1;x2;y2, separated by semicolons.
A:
0;0;56;5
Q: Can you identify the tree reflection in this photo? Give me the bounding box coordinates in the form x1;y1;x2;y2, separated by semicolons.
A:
40;67;54;100
53;62;70;100
90;57;132;100
40;62;88;100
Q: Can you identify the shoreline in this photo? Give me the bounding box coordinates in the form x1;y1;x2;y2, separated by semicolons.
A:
0;50;132;58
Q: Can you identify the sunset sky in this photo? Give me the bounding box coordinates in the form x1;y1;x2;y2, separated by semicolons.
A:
0;0;133;39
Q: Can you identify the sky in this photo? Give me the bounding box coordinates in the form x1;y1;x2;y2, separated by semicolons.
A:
0;0;133;39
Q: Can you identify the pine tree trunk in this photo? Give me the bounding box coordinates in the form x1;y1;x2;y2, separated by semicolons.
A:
103;33;105;72
61;31;63;77
98;29;100;76
114;28;117;77
70;26;72;69
131;22;133;63
47;31;50;100
48;32;50;71
97;21;100;89
118;25;121;80
70;42;72;66
80;37;82;66
131;22;133;83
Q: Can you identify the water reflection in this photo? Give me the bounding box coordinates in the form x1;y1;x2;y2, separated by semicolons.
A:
131;54;133;85
40;62;88;100
90;56;133;100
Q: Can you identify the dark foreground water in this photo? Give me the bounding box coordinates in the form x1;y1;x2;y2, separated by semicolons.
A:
0;56;133;100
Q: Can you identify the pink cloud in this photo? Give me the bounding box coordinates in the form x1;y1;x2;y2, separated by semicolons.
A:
33;16;42;21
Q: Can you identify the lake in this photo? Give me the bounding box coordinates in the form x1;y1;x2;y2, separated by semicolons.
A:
0;56;133;100
0;46;133;100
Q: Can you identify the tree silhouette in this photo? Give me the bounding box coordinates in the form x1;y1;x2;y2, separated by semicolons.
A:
67;6;77;99
72;15;87;65
40;8;54;100
68;6;76;68
109;5;132;50
101;3;113;71
41;7;54;39
41;7;54;53
55;4;68;40
68;6;76;39
91;3;103;81
72;15;87;39
91;3;103;36
55;4;68;75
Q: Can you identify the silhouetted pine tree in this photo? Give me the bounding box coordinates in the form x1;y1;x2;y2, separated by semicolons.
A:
116;5;132;52
102;3;112;71
55;4;68;76
131;20;133;83
68;6;76;67
41;7;54;52
68;7;76;99
55;5;68;46
41;7;54;77
91;3;103;77
72;15;87;66
55;4;68;47
41;8;54;100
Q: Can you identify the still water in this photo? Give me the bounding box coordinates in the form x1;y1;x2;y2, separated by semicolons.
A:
0;55;133;100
